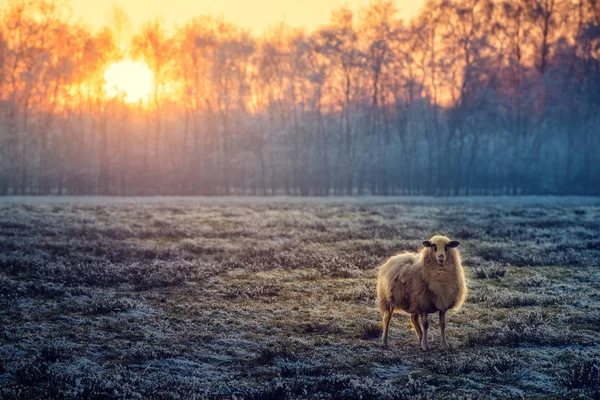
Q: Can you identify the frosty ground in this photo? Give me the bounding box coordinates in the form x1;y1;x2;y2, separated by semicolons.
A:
0;196;599;399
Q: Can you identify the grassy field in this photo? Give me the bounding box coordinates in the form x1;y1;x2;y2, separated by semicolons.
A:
0;196;599;399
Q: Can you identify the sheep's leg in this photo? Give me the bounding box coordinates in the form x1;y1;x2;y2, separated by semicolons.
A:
381;309;393;346
410;314;422;343
378;297;393;346
439;310;448;350
420;313;429;351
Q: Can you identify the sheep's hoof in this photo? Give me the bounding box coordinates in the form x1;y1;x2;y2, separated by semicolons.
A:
421;342;429;351
441;343;449;351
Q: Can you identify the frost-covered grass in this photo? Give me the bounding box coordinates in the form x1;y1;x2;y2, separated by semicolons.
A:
0;196;599;399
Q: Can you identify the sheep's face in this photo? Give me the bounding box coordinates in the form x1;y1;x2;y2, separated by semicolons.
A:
422;235;460;265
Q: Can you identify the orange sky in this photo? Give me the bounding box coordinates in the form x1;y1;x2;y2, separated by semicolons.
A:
70;0;425;35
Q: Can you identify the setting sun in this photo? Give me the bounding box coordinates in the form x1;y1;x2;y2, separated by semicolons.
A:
104;60;153;103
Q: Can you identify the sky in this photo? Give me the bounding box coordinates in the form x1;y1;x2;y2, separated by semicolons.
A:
70;0;425;36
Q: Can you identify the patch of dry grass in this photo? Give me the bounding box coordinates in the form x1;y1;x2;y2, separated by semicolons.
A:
0;197;599;399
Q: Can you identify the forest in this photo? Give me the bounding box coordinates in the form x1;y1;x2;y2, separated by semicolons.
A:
0;0;599;196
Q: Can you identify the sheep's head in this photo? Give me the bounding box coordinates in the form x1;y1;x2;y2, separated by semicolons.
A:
422;235;460;265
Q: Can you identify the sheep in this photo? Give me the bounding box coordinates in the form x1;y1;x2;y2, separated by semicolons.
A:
376;235;466;350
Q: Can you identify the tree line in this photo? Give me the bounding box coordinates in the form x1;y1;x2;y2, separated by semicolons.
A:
0;0;599;195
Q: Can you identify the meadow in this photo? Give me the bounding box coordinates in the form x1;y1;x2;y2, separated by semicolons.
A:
0;196;599;399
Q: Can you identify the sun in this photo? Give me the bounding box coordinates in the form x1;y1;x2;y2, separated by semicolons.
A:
104;60;153;103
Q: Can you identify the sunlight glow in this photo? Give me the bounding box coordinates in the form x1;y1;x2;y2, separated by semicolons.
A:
104;60;153;103
70;0;424;36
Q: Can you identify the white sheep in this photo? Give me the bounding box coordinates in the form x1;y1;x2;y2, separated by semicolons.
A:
376;235;467;350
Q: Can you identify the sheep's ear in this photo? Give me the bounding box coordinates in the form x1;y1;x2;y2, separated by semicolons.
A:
447;241;460;248
421;240;432;248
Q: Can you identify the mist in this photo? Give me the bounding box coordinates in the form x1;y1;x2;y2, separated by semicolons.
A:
1;0;599;195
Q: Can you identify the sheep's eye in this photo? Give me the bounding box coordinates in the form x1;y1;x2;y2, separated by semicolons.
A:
432;244;437;252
